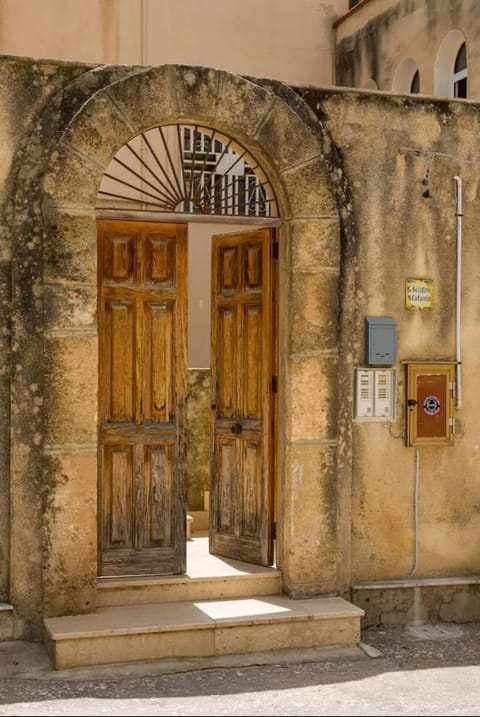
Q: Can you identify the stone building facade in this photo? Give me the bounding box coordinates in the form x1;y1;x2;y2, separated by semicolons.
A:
336;0;480;99
1;53;480;650
0;0;348;86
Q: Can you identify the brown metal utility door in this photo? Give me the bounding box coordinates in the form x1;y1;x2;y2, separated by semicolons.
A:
97;220;187;576
210;228;276;566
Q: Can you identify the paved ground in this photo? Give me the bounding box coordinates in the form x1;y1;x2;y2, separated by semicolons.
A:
2;622;480;715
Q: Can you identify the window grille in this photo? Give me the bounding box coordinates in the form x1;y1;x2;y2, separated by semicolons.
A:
97;123;278;218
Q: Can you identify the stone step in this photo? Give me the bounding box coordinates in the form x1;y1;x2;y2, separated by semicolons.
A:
97;570;282;607
44;595;364;670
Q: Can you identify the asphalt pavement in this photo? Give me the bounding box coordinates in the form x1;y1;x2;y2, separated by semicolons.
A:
1;622;480;715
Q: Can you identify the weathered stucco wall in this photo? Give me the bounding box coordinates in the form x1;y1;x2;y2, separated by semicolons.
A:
335;0;480;97
1;53;480;637
0;56;99;609
299;84;480;583
0;56;135;635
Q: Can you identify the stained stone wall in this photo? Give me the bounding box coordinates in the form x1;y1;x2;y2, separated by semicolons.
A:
186;369;211;513
2;58;139;635
1;54;480;639
297;85;480;589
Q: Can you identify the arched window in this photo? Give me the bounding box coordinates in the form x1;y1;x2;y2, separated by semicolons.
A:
97;124;278;218
410;69;420;94
453;42;467;98
392;58;420;94
434;30;467;98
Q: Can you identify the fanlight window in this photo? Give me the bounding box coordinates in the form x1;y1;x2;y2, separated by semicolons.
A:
97;124;278;218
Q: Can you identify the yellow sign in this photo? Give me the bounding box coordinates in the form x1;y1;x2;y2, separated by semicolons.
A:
405;278;433;311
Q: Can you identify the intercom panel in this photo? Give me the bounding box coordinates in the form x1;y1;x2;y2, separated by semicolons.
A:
355;367;395;420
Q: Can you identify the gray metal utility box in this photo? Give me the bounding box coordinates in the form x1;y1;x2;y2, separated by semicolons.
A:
365;316;396;365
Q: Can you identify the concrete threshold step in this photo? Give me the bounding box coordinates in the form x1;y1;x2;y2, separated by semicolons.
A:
97;569;282;607
44;595;364;670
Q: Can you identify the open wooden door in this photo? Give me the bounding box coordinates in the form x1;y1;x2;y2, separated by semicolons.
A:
210;228;276;566
97;220;187;576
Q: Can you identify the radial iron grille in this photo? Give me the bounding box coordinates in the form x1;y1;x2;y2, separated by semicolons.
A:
97;124;278;218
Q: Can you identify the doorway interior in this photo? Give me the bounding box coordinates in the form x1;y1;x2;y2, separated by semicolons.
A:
97;215;279;580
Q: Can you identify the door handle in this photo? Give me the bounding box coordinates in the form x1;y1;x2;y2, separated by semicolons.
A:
231;422;242;435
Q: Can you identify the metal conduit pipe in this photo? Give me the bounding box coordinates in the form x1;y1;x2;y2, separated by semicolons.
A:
453;175;463;410
409;448;420;577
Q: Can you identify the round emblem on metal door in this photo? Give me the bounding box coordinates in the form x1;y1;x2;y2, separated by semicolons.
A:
423;395;441;416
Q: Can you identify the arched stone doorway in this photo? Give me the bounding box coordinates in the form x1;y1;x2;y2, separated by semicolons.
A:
95;121;281;577
11;64;343;626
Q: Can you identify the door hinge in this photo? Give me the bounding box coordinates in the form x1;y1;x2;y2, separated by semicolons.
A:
272;240;279;260
271;375;278;393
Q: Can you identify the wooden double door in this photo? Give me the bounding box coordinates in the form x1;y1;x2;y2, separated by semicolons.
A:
97;219;276;577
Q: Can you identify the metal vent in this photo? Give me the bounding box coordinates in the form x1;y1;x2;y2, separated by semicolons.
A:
97;124;278;218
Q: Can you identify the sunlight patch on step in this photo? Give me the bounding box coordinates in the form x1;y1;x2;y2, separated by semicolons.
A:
193;598;292;619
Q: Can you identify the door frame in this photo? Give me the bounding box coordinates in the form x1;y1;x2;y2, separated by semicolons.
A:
96;212;281;576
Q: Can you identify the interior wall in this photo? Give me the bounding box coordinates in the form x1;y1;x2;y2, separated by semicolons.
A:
187;221;263;368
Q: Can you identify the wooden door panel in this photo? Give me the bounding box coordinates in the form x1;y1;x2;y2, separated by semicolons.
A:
243;303;262;418
143;301;174;422
144;233;176;286
210;228;275;566
242;437;262;537
103;231;137;284
102;444;135;549
100;438;177;575
104;300;136;422
217;306;236;418
98;219;187;577
216;437;238;533
218;246;238;292
213;430;264;558
243;243;262;290
142;442;174;547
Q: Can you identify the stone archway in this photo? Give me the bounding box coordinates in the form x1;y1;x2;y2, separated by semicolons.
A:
12;64;343;624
